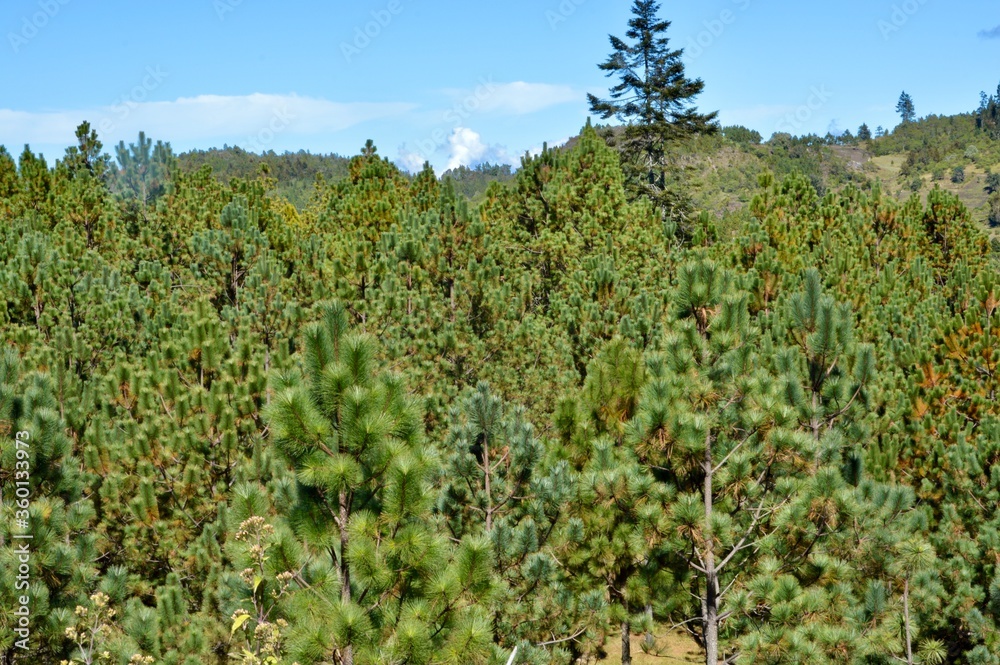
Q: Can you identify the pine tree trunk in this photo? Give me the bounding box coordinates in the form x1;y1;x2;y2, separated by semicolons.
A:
811;392;821;441
449;280;456;322
231;254;240;313
904;578;913;665
339;490;353;665
621;619;632;665
704;433;720;665
705;589;719;665
484;430;493;533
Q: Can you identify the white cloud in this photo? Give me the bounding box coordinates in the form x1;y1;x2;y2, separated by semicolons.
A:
445;127;511;171
0;93;416;153
477;82;580;115
395;147;427;173
527;136;572;158
441;80;581;117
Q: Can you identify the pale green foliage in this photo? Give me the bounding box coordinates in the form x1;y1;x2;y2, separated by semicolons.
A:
2;114;999;665
265;305;493;664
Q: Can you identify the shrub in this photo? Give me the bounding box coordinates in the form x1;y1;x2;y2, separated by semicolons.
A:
722;125;763;145
952;166;966;184
985;171;1000;194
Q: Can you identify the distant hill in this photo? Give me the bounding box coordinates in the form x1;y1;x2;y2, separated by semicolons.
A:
177;147;351;209
175;109;999;232
864;113;1000;230
439;163;516;203
565;124;868;229
581;111;999;233
176;148;516;209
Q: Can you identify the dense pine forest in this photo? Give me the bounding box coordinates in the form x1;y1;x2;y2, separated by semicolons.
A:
4;2;1000;664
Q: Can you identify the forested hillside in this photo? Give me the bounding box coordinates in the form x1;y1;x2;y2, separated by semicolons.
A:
3;1;1000;664
176;148;351;210
178;110;998;235
598;110;1000;232
2;114;1000;664
174;149;515;211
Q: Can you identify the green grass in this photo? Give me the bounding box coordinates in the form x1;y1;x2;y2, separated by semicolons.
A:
868;154;996;228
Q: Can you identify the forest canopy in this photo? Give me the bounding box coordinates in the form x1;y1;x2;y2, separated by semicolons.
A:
3;2;1000;665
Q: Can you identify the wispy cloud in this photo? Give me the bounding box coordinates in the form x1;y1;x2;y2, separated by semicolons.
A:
395;147;428;173
0;94;415;153
440;81;581;116
392;80;580;173
479;82;580;114
979;25;1000;39
527;136;571;158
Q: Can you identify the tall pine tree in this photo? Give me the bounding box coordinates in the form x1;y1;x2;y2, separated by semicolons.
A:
588;0;718;238
265;303;493;665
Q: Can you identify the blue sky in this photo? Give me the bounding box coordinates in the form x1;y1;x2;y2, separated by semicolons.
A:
0;0;997;173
